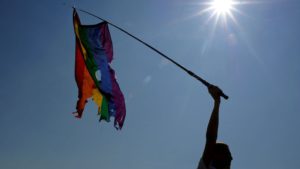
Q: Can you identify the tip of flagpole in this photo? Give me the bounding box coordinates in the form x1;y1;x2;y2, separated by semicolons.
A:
72;6;78;13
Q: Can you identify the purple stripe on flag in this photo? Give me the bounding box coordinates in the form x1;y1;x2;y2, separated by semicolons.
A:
110;68;126;129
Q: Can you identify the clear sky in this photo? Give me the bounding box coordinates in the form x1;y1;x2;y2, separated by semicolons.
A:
1;0;300;169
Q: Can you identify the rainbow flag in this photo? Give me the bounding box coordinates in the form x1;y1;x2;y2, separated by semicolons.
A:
73;9;126;129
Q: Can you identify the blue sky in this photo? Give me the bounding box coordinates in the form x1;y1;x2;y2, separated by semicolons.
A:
1;0;300;169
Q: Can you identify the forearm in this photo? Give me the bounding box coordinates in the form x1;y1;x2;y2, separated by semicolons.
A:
206;100;220;141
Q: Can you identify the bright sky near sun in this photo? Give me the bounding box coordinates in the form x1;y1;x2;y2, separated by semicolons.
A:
1;0;300;169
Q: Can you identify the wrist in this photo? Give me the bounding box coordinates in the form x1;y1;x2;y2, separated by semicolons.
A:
214;99;221;105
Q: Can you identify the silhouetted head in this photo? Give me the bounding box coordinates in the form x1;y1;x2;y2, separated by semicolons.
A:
211;142;233;169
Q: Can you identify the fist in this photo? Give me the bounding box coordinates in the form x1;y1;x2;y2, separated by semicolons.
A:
208;85;222;102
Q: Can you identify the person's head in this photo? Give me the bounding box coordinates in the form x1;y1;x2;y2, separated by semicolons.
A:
211;142;233;169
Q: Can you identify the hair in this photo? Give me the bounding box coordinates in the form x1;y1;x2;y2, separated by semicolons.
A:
214;142;232;160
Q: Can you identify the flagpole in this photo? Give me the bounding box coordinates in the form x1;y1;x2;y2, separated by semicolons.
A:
73;7;228;100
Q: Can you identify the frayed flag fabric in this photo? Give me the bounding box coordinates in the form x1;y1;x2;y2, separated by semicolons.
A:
73;9;126;129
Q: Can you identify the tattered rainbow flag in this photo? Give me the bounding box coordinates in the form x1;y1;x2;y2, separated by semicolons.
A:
73;9;126;129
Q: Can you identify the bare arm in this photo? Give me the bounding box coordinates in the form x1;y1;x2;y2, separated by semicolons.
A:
202;85;221;167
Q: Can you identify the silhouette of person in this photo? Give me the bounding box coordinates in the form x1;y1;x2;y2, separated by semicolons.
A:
197;85;233;169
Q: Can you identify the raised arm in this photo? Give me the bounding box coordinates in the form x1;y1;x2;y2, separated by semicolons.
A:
202;85;222;167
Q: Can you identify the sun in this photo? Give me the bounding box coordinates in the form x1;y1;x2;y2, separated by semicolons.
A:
211;0;234;15
194;0;239;25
